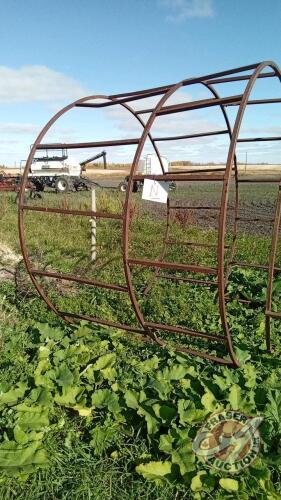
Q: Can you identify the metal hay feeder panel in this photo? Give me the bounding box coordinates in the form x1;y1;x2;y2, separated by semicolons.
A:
19;61;281;368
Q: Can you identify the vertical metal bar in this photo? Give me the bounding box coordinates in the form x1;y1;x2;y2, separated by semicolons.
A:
265;184;281;352
91;188;97;262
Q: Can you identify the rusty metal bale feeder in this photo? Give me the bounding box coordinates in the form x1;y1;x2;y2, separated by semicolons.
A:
19;60;281;368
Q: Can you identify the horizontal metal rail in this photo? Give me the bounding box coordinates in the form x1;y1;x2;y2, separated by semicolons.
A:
154;129;229;142
169;205;221;210
231;261;281;272
76;87;169;108
144;320;226;342
31;269;128;292
36;138;140;150
165;239;225;249
238;178;281;183
109;84;172;99
58;310;145;334
128;257;217;274
136;94;243;116
133;173;225;182
21;205;122;220
265;310;281;319
170;168;228;174
204;71;276;85
175;346;233;365
108;63;261;99
225;296;253;304
227;98;281;107
238;136;281;142
235;217;274;223
155;273;218;286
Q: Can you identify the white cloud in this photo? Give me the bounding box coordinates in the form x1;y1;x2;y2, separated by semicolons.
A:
0;66;88;103
0;123;39;134
158;0;213;22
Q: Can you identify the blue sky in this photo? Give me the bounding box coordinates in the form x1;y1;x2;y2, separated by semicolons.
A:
0;0;280;165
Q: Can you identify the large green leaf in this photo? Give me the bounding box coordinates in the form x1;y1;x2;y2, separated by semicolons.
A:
0;382;27;407
92;389;120;414
136;461;172;485
93;353;116;371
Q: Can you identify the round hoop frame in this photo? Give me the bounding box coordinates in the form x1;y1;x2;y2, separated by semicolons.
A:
19;61;281;367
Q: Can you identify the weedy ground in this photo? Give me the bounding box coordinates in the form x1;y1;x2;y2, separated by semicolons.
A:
0;185;280;499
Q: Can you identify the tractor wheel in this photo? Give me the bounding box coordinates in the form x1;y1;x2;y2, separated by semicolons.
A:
55;177;71;193
118;182;127;192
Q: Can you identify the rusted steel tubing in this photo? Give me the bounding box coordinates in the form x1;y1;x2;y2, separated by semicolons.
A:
110;62;261;100
128;258;217;274
238;136;281;142
76;88;168;108
205;71;275;84
169;205;221;210
174;346;233;365
18;93;162;323
21;205;122;220
136;94;243;116
225;297;253;305
266;310;281;319
58;311;145;334
31;269;128;293
201;81;239;291
236;217;274;223
123;81;187;331
238;178;281;183
37;138;140;150
18;60;281;368
133;173;225;181
155;274;217;286
165;239;230;249
154;129;229;141
216;62;274;368
226;98;281;107
109;84;172;99
232;262;281;272
170;168;230;174
144;321;226;342
265;185;281;351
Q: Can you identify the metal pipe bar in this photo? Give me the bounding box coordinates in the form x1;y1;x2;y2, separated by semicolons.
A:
109;85;172;99
227;98;281;107
31;269;128;293
232;261;281;272
128;258;217;274
265;310;281;319
154;129;229;142
175;345;233;365
155;273;218;286
58;310;145;334
238;136;281;142
133;173;225;181
170;168;229;174
109;63;261;100
238;178;281;183
169;205;221;210
76;88;169;108
144;320;226;342
204;71;276;84
165;239;226;249
136;94;243;116
225;296;253;304
36;138;140;150
21;205;122;220
235;217;274;223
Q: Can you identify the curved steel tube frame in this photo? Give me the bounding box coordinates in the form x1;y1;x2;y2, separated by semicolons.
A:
18;61;281;368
